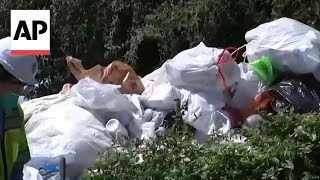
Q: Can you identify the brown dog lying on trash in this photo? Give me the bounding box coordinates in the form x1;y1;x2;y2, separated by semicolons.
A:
66;56;145;94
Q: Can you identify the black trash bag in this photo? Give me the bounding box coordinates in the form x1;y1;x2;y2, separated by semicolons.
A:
268;75;320;113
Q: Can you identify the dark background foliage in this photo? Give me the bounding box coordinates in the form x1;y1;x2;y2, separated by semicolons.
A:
0;0;319;97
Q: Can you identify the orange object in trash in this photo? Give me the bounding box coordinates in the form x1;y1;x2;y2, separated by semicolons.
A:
66;56;145;94
241;91;275;119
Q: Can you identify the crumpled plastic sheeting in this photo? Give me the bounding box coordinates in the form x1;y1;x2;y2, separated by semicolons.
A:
71;77;138;112
21;94;71;122
24;98;113;179
23;166;43;180
141;83;181;110
125;95;168;141
70;80;168;141
246;17;320;81
21;84;74;122
180;89;231;135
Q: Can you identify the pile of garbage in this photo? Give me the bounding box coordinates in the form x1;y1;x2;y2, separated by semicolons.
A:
22;17;320;179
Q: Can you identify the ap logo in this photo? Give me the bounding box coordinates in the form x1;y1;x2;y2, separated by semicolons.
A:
10;10;50;55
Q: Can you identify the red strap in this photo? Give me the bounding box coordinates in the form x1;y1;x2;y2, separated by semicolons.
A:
217;47;242;127
217;47;239;91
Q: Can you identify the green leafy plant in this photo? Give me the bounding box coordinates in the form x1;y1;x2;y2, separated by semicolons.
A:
85;111;320;180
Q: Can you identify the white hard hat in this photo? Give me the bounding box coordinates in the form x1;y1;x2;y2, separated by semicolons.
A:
0;37;38;85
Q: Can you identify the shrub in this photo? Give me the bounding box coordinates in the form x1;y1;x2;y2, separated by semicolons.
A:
85;111;320;179
1;0;320;97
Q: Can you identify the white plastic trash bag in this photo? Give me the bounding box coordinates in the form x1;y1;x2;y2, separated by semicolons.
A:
71;77;138;112
25;98;113;179
157;42;241;94
245;17;320;81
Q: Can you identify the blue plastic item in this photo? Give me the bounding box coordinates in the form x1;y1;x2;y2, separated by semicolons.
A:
25;157;66;180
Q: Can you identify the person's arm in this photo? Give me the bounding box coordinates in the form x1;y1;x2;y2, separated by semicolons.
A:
11;105;31;180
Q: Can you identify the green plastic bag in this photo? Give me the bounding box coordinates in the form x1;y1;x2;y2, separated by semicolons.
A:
250;56;274;84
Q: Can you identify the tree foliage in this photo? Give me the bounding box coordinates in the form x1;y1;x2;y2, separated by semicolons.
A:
0;0;319;96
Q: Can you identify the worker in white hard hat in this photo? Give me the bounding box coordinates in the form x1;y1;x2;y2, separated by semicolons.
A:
0;37;38;180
